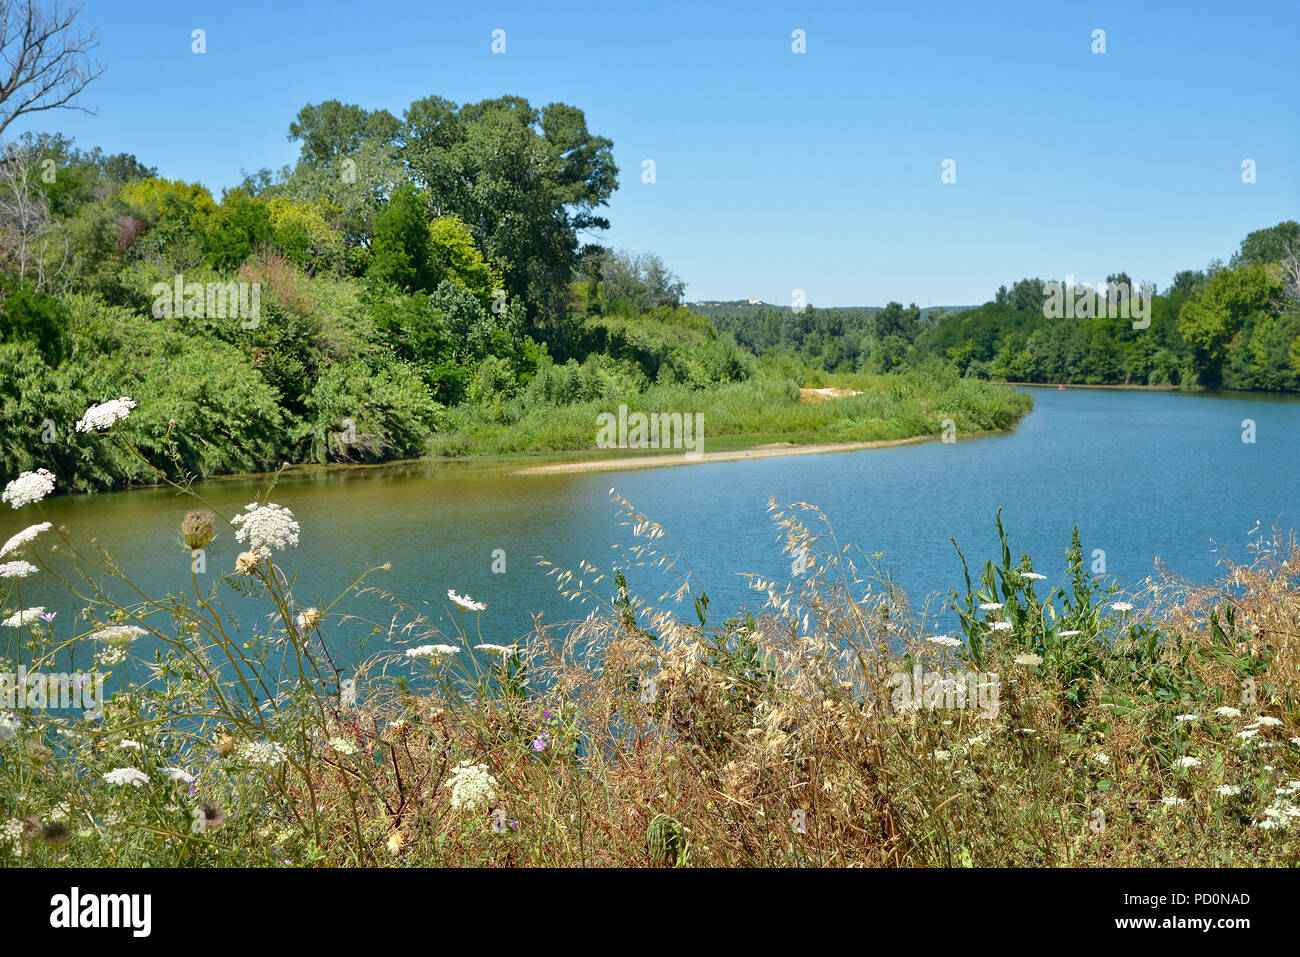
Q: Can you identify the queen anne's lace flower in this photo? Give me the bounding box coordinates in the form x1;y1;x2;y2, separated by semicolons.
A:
1013;653;1042;666
1173;756;1201;768
0;561;37;578
328;737;357;755
159;767;194;785
76;397;136;432
231;502;300;552
88;625;147;645
2;469;55;508
475;643;517;657
926;634;962;647
446;760;497;811
448;589;486;612
102;767;149;788
236;740;287;766
0;522;52;558
0;714;18;742
406;644;461;659
3;607;45;628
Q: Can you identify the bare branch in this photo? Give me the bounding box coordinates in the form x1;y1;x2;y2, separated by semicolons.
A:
0;0;105;139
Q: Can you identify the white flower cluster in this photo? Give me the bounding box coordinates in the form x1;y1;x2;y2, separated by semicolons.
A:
447;589;485;612
0;561;37;579
231;502;300;552
3;607;45;628
446;760;498;811
103;767;150;788
926;634;963;647
475;643;517;657
76;397;136;433
0;522;51;558
236;739;287;766
327;737;357;755
159;767;195;785
88;624;147;645
0;714;18;743
2;468;55;508
406;644;461;659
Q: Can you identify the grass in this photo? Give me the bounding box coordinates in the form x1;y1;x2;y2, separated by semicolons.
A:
2;425;1299;865
431;364;1034;458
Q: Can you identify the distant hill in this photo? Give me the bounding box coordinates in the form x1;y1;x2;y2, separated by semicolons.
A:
689;300;980;320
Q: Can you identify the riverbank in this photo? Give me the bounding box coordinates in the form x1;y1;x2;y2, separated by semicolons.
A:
513;429;1008;475
1000;381;1180;391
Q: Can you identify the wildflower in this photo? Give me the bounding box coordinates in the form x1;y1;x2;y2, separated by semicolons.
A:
191;804;226;834
1174;713;1200;722
2;469;55;508
446;760;498;811
327;737;357;755
933;749;952;761
532;733;549;752
1251;716;1283;728
234;550;262;575
1214;706;1242;719
1161;796;1187;806
1238;728;1260;740
989;621;1012;632
180;509;215;549
406;644;461;659
102;768;149;788
41;611;55;623
159;768;194;785
1093;753;1110;764
231;502;300;552
118;739;145;751
0;522;52;557
236;740;287;767
0;561;37;578
88;624;147;645
386;831;403;856
295;608;323;632
475;643;517;657
0;714;18;742
1110;602;1134;613
1021;572;1046;581
926;634;962;647
1013;653;1042;667
448;589;486;612
979;602;1003;612
1058;630;1082;637
76;397;136;432
1215;785;1242;796
96;646;127;666
3;607;45;628
1173;756;1201;769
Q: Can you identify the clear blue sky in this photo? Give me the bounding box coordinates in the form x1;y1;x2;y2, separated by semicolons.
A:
18;0;1299;306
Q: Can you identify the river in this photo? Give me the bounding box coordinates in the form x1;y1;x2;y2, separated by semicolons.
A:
8;386;1299;671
